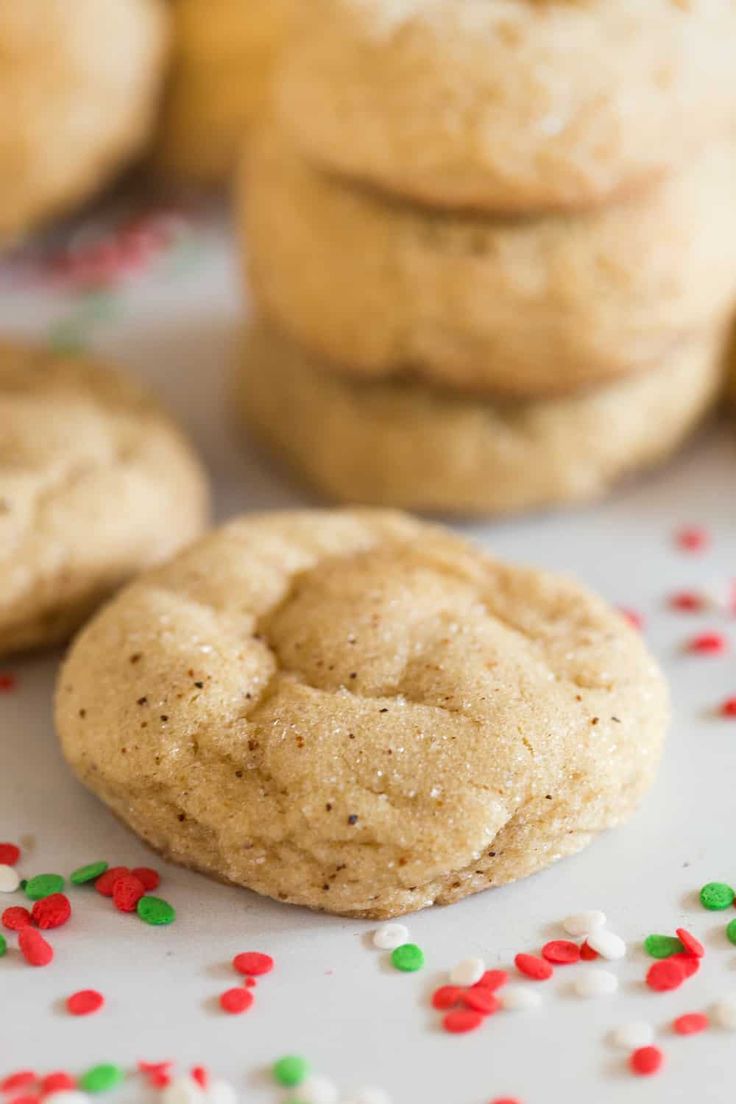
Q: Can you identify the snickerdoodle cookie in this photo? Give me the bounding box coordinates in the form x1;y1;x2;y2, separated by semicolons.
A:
56;508;668;918
243;128;736;398
237;324;723;516
155;0;293;183
0;343;209;657
276;0;736;212
0;0;169;242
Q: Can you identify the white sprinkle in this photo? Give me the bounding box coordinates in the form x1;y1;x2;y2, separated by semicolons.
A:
610;1021;655;1050
563;910;606;937
711;995;736;1030
573;968;619;998
449;957;486;986
205;1082;238;1104
586;929;626;961
342;1091;392;1104
372;923;409;951
298;1075;339;1104
161;1078;205;1104
500;985;543;1011
0;864;20;893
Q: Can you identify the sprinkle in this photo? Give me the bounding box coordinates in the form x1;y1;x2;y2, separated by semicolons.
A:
94;867;129;896
687;632;727;655
70;862;108;886
700;881;735;910
460;988;500;1016
726;918;736;945
610;1022;655;1050
190;1068;208;1089
630;1046;663;1077
675;928;704;957
514;953;552;981
131;867;160;891
272;1056;310;1088
24;874;65;901
670;953;700;978
0;865;21;893
297;1074;339;1104
618;608;644;631
431;986;462;1010
79;1064;124;1093
19;927;53;966
0;1073;36;1093
3;906;31;931
67;989;104;1016
449;957;486;986
31;893;71;930
579;941;599;961
442;1009;484;1034
232;951;274;976
0;844;20;866
0;933;5;956
646;959;686;992
390;943;424;972
40;1073;76;1094
0;673;17;692
644;934;684;959
669;590;706;612
541;940;580;965
711;995;736;1029
112;874;145;913
474;969;509;991
500;986;542;1011
586;930;626;961
562;910;606;937
372;924;409;951
675;526;709;553
573;969;618;998
219;988;253;1014
489;1099;521;1104
720;697;736;718
673;1012;708;1035
137;895;175;926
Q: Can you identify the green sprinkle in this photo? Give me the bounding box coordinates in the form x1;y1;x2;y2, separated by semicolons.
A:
0;933;6;957
272;1056;310;1088
71;861;109;885
644;934;685;959
700;882;735;911
79;1064;124;1093
727;918;736;945
391;943;425;972
137;895;175;926
25;873;65;901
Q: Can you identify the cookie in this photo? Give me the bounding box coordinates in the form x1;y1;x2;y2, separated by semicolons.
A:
243;128;736;398
237;324;723;517
155;0;293;183
276;0;736;212
0;0;169;242
0;343;209;657
56;508;668;918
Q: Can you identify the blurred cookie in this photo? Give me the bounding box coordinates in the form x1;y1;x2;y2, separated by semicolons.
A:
57;508;667;918
0;0;169;242
276;0;736;212
0;343;209;656
237;323;723;516
244;128;736;398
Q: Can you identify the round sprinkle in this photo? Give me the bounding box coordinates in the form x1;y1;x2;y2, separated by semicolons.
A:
31;893;71;930
0;843;20;866
232;951;274;976
136;895;175;926
94;866;129;896
70;862;108;886
79;1064;124;1093
297;1074;339;1104
541;940;580;965
474;969;509;991
273;1056;310;1088
562;910;606;937
580;941;599;961
431;985;462;1011
3;905;31;931
726;919;736;946
460;988;500;1016
646;959;686;992
67;989;104;1016
449;957;485;986
586;929;626;961
219;987;253;1014
675;928;704;958
674;1012;708;1035
711;995;736;1029
40;1073;76;1094
630;1046;664;1077
390;943;424;972
372;923;409;951
644;934;684;959
669;590;705;612
687;632;727;656
610;1022;654;1050
1;1072;37;1093
19;927;53;966
500;985;542;1011
720;697;736;718
24;873;65;901
442;1009;484;1034
573;968;618;998
700;881;735;910
112;874;146;913
676;525;709;552
514;953;552;981
670;952;700;978
131;867;160;891
0;864;21;893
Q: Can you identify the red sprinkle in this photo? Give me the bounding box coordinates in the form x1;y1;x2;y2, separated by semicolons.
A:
442;1009;484;1034
675;526;710;553
489;1099;521;1104
67;989;104;1016
0;673;17;693
675;928;704;958
0;843;20;866
687;632;727;656
473;969;509;991
219;988;254;1015
619;608;644;631
149;1071;172;1089
0;1073;36;1094
630;1046;664;1076
541;940;580;965
669;590;705;613
94;866;129;897
131;867;160;891
190;1067;209;1089
514;953;553;981
18;928;53;967
112;874;146;913
432;985;462;1011
2;906;32;931
720;697;736;718
31;893;71;930
580;941;599;961
39;1073;75;1094
244;977;257;988
646;959;686;992
461;989;500;1016
138;1061;173;1075
7;1095;39;1104
670;953;700;979
232;951;274;976
674;1012;708;1036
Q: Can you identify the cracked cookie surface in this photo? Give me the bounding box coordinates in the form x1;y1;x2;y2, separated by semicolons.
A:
56;509;667;918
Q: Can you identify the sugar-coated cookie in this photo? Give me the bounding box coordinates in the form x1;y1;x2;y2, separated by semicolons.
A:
56;508;668;918
243;128;736;398
237;324;723;517
276;0;736;212
155;0;293;183
0;0;169;242
0;344;209;657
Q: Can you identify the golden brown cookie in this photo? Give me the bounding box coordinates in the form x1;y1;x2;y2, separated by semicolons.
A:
0;343;209;657
0;0;169;242
237;323;723;517
276;0;736;212
243;128;736;398
56;508;668;918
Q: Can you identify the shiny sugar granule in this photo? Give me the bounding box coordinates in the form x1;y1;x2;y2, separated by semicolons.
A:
629;1046;664;1077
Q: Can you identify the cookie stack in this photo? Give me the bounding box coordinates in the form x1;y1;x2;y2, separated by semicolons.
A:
237;0;736;516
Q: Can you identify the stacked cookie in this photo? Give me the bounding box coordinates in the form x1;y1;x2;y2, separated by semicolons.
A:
238;0;736;516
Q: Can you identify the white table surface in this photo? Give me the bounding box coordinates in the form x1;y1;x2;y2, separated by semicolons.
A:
1;205;735;1103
